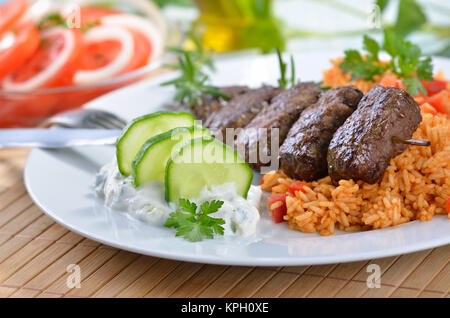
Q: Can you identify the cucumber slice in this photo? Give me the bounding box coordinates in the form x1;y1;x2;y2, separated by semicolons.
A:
165;137;253;203
116;111;195;176
132;126;211;186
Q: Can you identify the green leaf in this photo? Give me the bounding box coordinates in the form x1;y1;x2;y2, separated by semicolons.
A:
178;224;203;242
339;29;434;95
164;213;180;228
290;55;296;87
394;0;427;37
376;0;390;12
165;199;225;242
179;198;197;214
212;223;225;235
363;35;380;62
276;48;287;89
152;0;193;8
276;48;297;89
417;56;433;81
162;32;222;107
402;77;425;96
340;49;385;81
199;226;214;239
382;28;398;57
200;200;224;215
341;49;364;65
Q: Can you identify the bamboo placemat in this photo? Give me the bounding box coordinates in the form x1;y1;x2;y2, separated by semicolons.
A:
0;148;448;298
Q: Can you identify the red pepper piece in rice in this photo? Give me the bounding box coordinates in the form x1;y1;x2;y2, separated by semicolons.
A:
288;181;309;196
268;193;287;224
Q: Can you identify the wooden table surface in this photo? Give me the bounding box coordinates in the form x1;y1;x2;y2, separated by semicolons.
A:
0;148;448;298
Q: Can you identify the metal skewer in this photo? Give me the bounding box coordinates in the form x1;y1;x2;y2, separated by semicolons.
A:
392;136;431;147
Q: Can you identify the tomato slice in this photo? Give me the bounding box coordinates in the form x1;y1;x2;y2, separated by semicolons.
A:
121;29;151;73
0;24;40;80
0;0;28;35
80;6;119;27
2;27;83;90
102;14;163;62
73;25;133;85
427;90;450;116
79;39;122;70
421;79;447;96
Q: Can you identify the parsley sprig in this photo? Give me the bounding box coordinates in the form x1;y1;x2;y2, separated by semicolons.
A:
164;199;225;242
339;30;433;96
340;35;386;81
161;33;229;107
383;30;433;95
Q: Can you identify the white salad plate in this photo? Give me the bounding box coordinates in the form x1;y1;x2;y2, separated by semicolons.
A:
24;52;450;266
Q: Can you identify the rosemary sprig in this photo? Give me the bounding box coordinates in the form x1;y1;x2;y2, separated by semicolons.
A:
162;33;228;107
276;48;297;89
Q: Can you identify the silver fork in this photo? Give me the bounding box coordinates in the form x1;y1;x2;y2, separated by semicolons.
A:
40;109;128;129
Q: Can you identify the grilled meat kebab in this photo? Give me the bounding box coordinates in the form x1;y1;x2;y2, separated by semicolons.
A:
279;86;364;181
235;82;321;170
168;85;250;121
192;85;250;121
205;86;281;139
327;85;422;185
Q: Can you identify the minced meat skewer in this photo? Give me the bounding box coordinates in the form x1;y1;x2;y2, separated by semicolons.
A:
166;85;250;121
191;85;250;121
205;86;281;139
327;85;423;185
279;85;363;181
235;82;321;171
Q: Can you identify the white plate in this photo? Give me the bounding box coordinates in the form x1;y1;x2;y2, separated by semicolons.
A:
24;52;450;266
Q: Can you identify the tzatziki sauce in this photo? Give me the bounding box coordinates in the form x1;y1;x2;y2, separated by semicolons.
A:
94;160;262;238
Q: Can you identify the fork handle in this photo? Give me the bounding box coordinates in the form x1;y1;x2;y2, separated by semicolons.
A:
0;128;121;148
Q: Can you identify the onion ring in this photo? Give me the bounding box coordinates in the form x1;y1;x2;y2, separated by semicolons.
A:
102;14;164;62
75;0;166;37
2;27;75;91
73;25;134;85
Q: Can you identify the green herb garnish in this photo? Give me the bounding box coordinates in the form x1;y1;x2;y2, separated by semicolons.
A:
164;199;225;242
339;30;433;95
81;20;101;33
316;81;332;91
162;33;228;107
38;13;67;30
393;0;427;37
340;35;386;82
276;48;297;89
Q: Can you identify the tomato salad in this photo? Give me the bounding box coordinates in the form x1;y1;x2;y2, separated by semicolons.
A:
0;0;165;127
